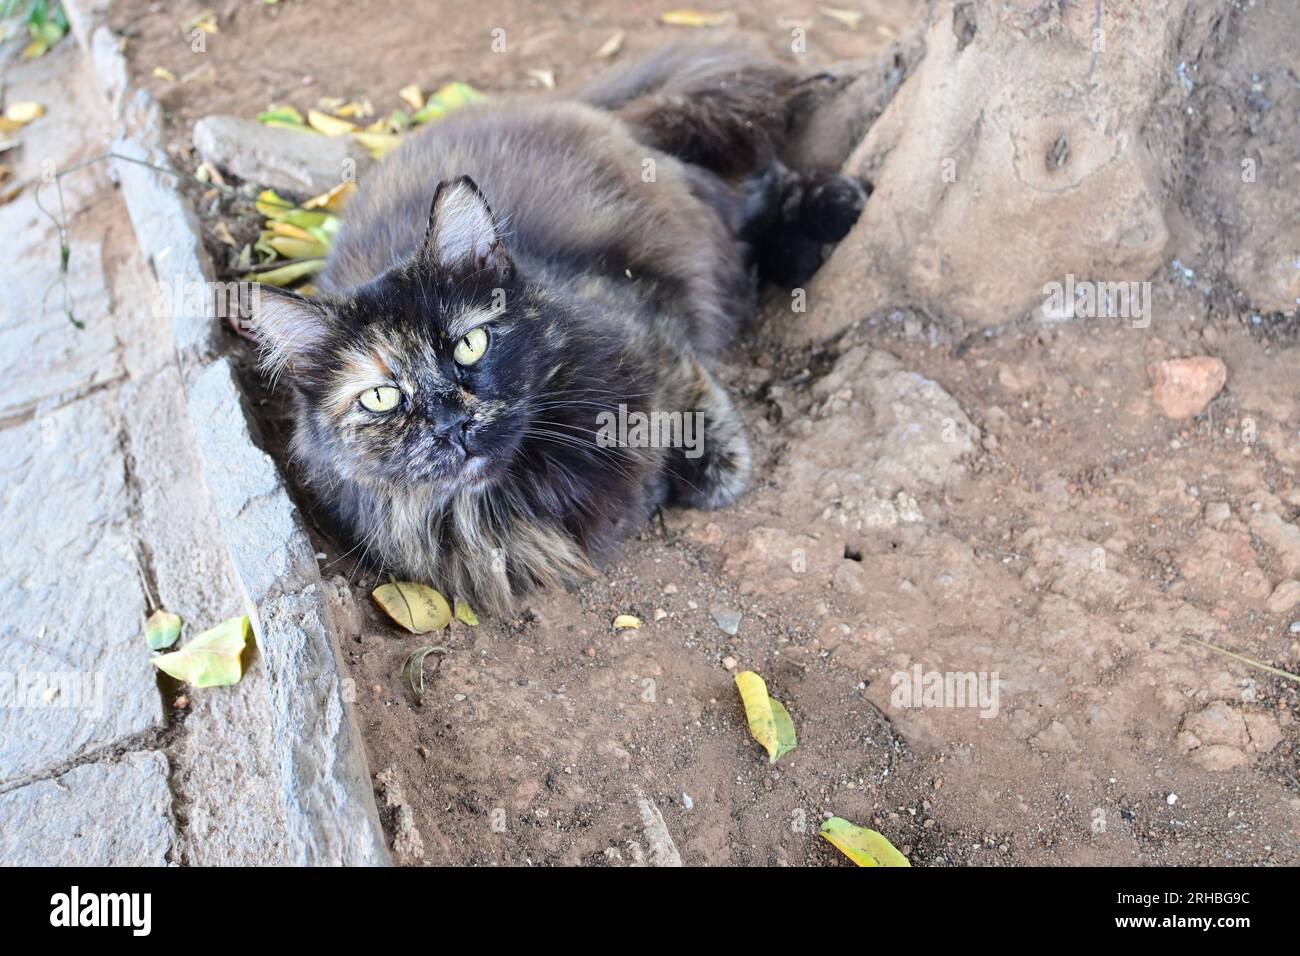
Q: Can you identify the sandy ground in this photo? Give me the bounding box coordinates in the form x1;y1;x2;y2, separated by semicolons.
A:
105;0;1300;865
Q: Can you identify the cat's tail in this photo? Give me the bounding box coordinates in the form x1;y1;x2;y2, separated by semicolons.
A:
577;37;796;179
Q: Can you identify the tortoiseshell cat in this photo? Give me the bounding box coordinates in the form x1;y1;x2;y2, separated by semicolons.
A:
253;40;866;613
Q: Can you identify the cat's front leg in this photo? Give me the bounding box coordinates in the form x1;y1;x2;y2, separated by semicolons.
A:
664;360;751;511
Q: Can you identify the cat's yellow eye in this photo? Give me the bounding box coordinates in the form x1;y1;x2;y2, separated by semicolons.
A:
359;385;402;413
454;327;489;366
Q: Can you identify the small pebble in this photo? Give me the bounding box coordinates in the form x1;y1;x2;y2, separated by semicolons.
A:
682;792;694;811
711;607;742;636
453;693;466;702
722;655;737;670
653;608;668;621
1167;793;1178;806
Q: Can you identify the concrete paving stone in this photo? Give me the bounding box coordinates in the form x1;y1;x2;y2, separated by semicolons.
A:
192;114;373;197
187;359;318;611
0;750;176;865
260;587;390;866
111;120;224;361
119;367;291;866
0;232;125;420
0;395;162;783
0;46;135;421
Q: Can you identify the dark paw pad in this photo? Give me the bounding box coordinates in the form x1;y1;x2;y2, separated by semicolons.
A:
796;173;870;242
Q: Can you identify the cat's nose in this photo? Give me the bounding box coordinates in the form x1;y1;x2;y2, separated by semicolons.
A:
434;411;472;451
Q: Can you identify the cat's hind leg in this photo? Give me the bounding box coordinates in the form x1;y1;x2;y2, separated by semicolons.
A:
580;39;794;180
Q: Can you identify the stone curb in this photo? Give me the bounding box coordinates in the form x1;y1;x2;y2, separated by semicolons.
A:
63;0;390;866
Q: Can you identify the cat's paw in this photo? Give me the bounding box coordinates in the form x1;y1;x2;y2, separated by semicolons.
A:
795;172;870;242
667;365;751;510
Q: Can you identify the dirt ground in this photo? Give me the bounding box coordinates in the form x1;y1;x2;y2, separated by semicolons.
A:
107;0;1299;865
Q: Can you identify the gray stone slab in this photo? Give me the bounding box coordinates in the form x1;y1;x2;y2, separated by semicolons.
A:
110;88;222;362
193;114;373;197
0;234;124;420
0;395;162;783
187;359;319;610
119;367;290;866
0;46;126;421
0;751;176;865
262;588;390;866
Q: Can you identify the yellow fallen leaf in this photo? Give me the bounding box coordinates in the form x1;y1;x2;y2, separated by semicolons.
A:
213;220;237;246
333;99;374;119
4;101;45;125
734;670;797;763
454;597;480;626
302;180;357;213
194;160;225;186
595;31;625;59
373;581;452;633
265;220;320;242
152;66;176;82
399;84;425;111
245;258;325;287
152;616;250;688
351;130;402;159
182;9;219;35
613;614;642;629
266;234;328;260
820;817;911;867
659;10;736;27
255;189;292;217
820;6;864;28
307;108;359;137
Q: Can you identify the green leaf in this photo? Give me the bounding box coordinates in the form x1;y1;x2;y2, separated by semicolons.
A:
820;817;911;867
734;670;797;764
22;0;68;59
257;104;305;129
145;609;182;650
151;616;250;687
373;581;452;633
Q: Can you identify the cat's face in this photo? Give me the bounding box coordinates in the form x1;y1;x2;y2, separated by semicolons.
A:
255;177;556;493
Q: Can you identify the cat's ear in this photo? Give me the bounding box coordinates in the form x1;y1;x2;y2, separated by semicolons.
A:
250;284;330;381
422;176;511;275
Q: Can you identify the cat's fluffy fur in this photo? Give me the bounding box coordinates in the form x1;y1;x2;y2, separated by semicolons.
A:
253;39;865;614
